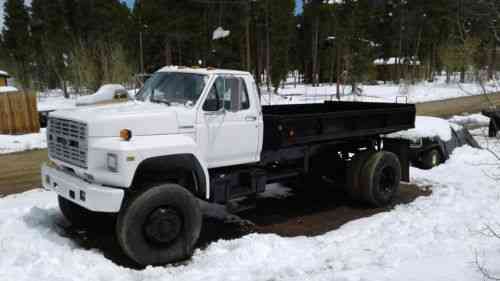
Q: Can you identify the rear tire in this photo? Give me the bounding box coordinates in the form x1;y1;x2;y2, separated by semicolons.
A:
489;119;498;138
345;151;373;201
359;151;401;207
116;184;202;266
419;149;442;170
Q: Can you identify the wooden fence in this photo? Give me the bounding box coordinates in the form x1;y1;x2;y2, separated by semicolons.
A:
0;91;40;134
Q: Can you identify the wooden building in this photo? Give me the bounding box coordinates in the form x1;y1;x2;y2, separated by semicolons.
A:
373;57;423;82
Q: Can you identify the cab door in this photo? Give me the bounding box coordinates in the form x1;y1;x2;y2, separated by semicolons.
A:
200;75;260;168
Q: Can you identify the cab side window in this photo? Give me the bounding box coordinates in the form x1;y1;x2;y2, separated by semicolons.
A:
203;76;250;112
224;77;250;111
203;77;224;111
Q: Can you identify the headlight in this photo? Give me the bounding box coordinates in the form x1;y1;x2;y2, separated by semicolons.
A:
107;153;118;172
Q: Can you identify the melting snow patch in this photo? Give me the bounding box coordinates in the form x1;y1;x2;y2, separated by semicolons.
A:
0;129;47;154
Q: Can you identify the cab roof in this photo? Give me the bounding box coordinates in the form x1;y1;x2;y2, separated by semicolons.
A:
157;65;250;76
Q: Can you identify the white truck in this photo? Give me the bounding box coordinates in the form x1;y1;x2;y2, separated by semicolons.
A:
42;66;415;266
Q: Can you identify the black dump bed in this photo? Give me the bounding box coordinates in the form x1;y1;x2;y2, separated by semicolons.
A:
262;101;416;150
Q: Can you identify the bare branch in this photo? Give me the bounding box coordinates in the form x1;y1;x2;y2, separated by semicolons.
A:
475;251;500;281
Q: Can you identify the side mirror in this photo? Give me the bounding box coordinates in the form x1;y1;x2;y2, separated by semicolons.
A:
203;98;222;112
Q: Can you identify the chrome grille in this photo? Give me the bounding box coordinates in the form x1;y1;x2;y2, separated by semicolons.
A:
48;117;88;168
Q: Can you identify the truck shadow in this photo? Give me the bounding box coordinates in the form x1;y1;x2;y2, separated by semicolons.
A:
64;183;431;269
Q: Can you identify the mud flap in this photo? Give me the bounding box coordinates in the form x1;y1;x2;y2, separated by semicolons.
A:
383;138;410;182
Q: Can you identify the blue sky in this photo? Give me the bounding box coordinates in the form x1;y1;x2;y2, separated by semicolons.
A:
123;0;304;14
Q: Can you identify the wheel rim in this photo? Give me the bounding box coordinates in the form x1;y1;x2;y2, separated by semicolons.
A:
144;207;183;245
379;167;396;198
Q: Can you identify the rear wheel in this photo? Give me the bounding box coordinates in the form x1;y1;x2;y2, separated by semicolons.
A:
345;151;373;201
489;119;498;138
116;184;202;266
359;151;401;207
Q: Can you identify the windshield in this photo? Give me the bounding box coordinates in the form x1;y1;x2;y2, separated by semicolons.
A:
136;72;207;106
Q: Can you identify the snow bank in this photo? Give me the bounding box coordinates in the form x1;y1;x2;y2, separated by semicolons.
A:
449;113;491;127
0;86;18;93
76;84;127;106
1;137;500;280
0;128;47;154
387;116;452;142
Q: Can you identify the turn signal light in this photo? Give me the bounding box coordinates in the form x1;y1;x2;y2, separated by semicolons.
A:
120;129;132;141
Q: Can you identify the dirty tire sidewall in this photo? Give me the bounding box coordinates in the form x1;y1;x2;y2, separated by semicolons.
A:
360;152;401;207
117;184;202;266
346;151;373;201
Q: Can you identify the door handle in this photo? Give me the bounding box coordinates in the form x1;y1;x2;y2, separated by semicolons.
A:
245;116;257;121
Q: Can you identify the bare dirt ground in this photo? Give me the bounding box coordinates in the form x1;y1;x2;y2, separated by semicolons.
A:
0;149;47;197
416;92;500;118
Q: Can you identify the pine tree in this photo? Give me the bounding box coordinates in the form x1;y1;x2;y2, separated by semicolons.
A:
269;0;295;92
31;0;71;95
2;0;32;90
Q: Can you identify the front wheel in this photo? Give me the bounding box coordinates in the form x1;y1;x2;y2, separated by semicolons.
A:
116;184;202;266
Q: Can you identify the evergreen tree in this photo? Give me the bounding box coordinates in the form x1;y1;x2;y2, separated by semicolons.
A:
31;0;71;95
2;0;32;90
269;0;295;92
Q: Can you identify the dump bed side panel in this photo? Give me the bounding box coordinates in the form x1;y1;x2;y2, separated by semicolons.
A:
262;101;416;150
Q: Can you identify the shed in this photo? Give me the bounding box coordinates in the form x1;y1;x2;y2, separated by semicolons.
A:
373;57;423;82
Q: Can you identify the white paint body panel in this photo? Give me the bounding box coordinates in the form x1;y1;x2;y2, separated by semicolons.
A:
41;163;124;213
45;68;263;212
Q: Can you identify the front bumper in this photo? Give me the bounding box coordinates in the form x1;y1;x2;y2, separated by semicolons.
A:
41;163;124;213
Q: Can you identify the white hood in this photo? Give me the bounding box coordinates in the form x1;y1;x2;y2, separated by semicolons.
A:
50;101;195;137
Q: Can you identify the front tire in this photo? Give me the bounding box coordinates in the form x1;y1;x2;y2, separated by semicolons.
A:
116;184;202;266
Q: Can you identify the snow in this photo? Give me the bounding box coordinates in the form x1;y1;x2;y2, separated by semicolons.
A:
0;86;18;93
1;126;500;280
374;57;421;65
449;113;491;127
0;128;46;154
76;84;127;106
212;26;230;40
271;78;498;105
37;89;77;112
0;70;8;76
386;116;452;142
